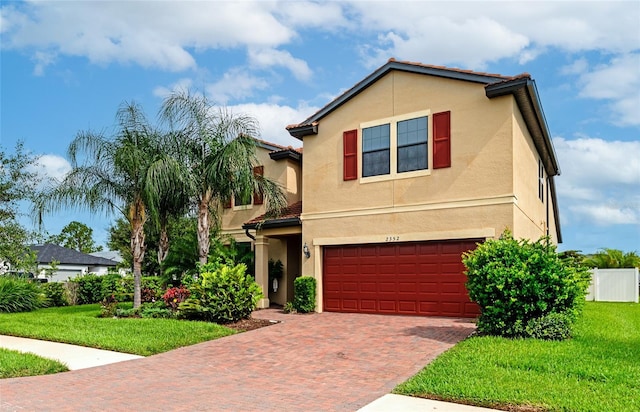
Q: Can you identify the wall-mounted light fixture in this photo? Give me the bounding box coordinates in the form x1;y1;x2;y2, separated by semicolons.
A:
303;243;310;258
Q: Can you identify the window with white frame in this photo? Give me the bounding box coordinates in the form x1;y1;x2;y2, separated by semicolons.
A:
361;112;429;179
397;116;428;173
362;124;391;177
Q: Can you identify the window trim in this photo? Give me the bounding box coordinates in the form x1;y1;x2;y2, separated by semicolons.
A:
359;109;432;183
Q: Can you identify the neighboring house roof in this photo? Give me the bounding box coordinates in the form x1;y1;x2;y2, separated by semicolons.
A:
243;201;303;229
90;250;124;263
30;244;118;267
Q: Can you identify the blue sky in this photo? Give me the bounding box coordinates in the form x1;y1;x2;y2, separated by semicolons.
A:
1;1;638;253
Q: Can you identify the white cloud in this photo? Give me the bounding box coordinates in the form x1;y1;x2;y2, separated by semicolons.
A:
1;1;294;73
569;204;639;226
206;68;270;105
227;102;319;147
348;1;640;69
248;48;312;81
576;53;640;126
276;1;350;31
152;78;194;99
554;136;640;226
560;58;589;76
30;154;71;184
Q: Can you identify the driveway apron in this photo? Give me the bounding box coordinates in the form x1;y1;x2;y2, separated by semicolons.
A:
0;309;475;411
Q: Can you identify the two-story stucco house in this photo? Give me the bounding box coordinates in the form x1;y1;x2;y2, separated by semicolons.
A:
222;59;561;317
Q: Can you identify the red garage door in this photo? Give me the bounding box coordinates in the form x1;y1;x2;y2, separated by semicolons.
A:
323;239;481;317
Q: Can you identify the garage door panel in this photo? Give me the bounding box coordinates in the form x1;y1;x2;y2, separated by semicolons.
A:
323;240;480;317
378;300;397;312
398;301;417;313
399;281;417;292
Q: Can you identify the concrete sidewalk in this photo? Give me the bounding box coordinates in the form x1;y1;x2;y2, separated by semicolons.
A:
0;335;142;370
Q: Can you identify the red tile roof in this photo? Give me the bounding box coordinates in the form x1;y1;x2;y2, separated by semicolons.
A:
244;201;302;226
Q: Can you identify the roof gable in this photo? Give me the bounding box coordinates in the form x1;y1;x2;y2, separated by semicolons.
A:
286;58;523;136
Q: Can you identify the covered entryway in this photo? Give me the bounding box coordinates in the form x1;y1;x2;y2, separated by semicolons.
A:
323;239;481;317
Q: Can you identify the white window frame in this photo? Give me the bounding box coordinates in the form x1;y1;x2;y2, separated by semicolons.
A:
359;109;432;183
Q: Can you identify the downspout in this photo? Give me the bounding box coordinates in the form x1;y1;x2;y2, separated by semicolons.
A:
245;228;256;241
546;175;550;246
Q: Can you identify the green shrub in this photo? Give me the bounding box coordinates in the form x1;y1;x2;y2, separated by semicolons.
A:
463;230;591;338
0;277;45;312
179;262;262;323
100;272;125;300
41;282;69;307
70;274;104;304
117;275;163;302
525;312;572;340
283;301;296;314
115;307;138;318
99;294;119;318
293;276;316;313
140;306;174;319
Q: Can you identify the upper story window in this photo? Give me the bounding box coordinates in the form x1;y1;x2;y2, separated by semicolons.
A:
362;124;390;177
397;117;428;173
342;110;450;183
234;192;252;207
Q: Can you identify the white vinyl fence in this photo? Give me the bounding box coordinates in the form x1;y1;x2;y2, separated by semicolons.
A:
586;268;639;303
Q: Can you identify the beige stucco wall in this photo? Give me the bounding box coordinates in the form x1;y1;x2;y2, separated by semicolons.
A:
219;144;303;307
302;71;515;216
511;99;559;243
221;146;301;234
299;70;558;310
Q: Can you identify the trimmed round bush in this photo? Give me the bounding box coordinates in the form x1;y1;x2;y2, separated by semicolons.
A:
0;277;45;312
463;230;591;338
179;263;262;323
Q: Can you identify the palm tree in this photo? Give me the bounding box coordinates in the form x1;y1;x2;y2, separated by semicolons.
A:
584;248;640;268
149;132;191;272
160;90;287;264
35;102;170;308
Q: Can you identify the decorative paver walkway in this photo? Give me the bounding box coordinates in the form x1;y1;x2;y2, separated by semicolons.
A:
0;309;475;411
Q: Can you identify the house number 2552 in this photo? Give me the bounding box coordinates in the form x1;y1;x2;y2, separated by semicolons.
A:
386;236;400;242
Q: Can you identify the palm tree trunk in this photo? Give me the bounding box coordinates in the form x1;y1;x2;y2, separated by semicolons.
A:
157;226;169;269
197;194;211;265
130;202;146;309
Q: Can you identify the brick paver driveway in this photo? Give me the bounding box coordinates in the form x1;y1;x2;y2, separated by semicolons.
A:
1;309;475;411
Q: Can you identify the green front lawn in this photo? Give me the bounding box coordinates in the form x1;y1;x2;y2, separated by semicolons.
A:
0;304;236;356
0;348;69;378
395;302;640;411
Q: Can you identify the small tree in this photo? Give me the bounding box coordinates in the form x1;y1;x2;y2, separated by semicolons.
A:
583;248;640;269
463;230;591;339
47;221;103;253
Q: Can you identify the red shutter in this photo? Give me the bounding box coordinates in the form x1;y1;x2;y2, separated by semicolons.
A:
253;165;264;205
343;129;358;180
433;111;451;169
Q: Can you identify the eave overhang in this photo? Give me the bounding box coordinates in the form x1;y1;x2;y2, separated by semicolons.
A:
242;217;301;230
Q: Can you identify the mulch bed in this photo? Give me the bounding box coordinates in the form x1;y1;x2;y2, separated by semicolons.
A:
224;317;277;332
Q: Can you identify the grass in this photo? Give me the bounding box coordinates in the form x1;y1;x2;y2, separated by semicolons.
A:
0;348;68;378
0;304;236;356
395;302;640;411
